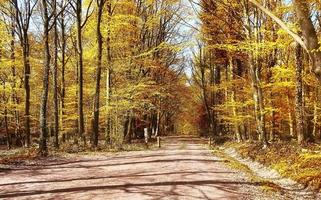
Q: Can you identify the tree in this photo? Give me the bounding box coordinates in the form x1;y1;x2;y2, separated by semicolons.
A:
92;0;106;147
53;0;59;149
39;0;51;156
10;0;38;147
295;44;305;145
71;0;93;144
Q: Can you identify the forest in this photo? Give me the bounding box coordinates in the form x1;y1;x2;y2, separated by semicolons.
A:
0;0;192;154
1;0;321;199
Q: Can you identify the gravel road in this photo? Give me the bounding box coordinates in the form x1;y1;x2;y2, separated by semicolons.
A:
0;136;271;200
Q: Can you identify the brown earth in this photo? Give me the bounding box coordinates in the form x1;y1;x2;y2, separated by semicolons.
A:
0;136;266;200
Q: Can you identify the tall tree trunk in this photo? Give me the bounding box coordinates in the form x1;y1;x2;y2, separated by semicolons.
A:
39;0;51;156
9;5;16;149
250;62;267;147
199;48;212;133
93;0;105;147
60;4;66;140
23;37;31;148
2;76;10;149
53;0;59;149
105;0;112;144
5;107;10;149
229;57;242;142
76;0;85;143
295;44;305;145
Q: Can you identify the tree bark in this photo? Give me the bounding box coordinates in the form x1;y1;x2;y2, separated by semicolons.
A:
76;0;85;143
93;0;105;147
229;57;242;142
39;0;51;156
105;0;112;144
23;39;31;148
294;0;321;76
59;2;67;141
53;0;59;149
295;44;305;145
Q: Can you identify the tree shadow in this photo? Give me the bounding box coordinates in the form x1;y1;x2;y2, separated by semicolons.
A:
2;157;228;172
0;170;235;187
0;179;262;199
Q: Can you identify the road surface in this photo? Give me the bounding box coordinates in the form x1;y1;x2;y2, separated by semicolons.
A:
0;136;262;200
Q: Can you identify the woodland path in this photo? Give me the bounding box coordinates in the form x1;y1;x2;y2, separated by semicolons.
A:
0;136;265;200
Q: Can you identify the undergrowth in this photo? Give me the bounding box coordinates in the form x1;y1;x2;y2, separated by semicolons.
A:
211;148;283;194
223;141;321;192
0;140;156;165
0;146;39;165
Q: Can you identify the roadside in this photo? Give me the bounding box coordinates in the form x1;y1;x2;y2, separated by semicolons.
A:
211;141;321;199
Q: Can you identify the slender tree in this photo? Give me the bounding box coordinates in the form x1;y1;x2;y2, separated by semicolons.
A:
295;44;305;145
92;0;106;147
71;0;93;144
39;0;51;156
10;0;38;147
53;0;59;148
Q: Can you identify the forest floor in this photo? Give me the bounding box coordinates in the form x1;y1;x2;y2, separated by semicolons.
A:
0;136;317;200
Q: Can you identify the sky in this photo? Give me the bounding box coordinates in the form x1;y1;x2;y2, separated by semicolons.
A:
179;0;201;78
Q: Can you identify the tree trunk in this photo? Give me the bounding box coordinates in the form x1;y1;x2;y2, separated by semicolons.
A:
124;110;133;143
199;48;212;133
244;1;268;147
294;0;321;76
249;58;267;146
22;37;31;147
105;0;112;145
312;87;319;138
295;44;305;145
53;0;59;149
11;0;34;148
59;3;67;141
286;93;295;137
76;0;85;143
39;0;51;156
155;110;160;136
229;57;242;142
93;0;105;147
9;6;16;149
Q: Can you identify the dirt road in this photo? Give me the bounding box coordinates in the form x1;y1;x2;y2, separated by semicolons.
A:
0;137;263;200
